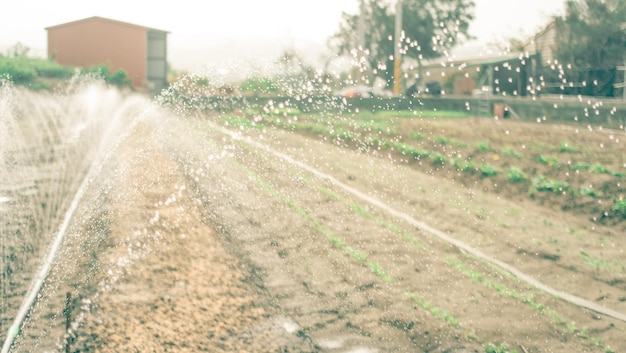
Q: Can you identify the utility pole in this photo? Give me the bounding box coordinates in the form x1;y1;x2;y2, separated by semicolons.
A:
357;0;366;84
394;0;403;96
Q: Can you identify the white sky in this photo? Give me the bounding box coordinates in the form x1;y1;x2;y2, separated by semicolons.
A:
1;0;564;72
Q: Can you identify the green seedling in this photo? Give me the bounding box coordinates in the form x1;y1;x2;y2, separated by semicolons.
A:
476;141;491;152
537;155;559;167
502;147;521;159
479;163;499;177
507;167;527;182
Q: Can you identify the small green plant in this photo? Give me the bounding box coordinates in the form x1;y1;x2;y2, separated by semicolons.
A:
537;155;559;167
409;131;425;140
430;152;448;165
590;164;623;177
580;249;611;271
572;163;624;177
453;158;475;172
613;199;626;217
531;176;570;193
507;167;527;182
435;134;449;145
476;141;491;151
434;134;466;147
571;162;591;171
501;147;521;159
484;342;518;353
479;163;499;177
559;141;579;153
407;293;459;327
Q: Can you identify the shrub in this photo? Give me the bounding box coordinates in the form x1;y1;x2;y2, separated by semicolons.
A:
82;65;131;86
0;56;36;84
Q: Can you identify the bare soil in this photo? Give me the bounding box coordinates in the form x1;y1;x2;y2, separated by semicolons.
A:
5;111;626;353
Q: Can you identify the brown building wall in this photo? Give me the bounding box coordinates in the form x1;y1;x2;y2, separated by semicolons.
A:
47;18;148;87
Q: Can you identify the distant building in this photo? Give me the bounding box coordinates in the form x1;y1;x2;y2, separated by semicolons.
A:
46;16;168;92
524;21;558;66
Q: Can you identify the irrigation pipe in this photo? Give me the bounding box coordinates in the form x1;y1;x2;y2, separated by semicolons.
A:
1;107;146;353
211;121;626;324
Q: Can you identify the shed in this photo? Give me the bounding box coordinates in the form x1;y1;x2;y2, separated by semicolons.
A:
46;16;168;91
524;21;558;67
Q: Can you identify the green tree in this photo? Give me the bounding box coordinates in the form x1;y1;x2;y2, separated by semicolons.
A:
329;0;475;89
552;0;626;96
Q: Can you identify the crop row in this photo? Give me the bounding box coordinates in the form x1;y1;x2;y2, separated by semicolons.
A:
209;117;615;352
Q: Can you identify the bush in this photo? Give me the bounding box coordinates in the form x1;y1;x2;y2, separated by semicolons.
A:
0;56;37;84
82;65;131;86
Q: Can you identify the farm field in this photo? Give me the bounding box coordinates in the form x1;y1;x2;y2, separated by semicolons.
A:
2;89;626;352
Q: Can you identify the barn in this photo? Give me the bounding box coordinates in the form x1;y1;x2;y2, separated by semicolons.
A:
46;16;168;92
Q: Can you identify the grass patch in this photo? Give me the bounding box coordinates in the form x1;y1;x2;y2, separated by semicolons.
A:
220;115;264;129
373;109;470;119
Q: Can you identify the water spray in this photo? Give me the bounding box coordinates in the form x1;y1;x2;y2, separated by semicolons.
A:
1;83;152;353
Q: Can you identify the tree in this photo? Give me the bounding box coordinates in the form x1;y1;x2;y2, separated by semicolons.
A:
329;0;475;89
552;0;626;96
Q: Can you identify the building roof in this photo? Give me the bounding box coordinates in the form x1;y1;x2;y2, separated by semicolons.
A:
419;53;533;70
45;16;168;33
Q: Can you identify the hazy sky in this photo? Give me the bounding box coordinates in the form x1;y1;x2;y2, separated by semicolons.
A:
2;0;564;72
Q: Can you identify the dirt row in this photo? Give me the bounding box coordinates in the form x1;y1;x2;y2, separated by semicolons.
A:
9;113;626;352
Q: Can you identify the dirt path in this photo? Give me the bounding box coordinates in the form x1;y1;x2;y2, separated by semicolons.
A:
67;122;313;352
